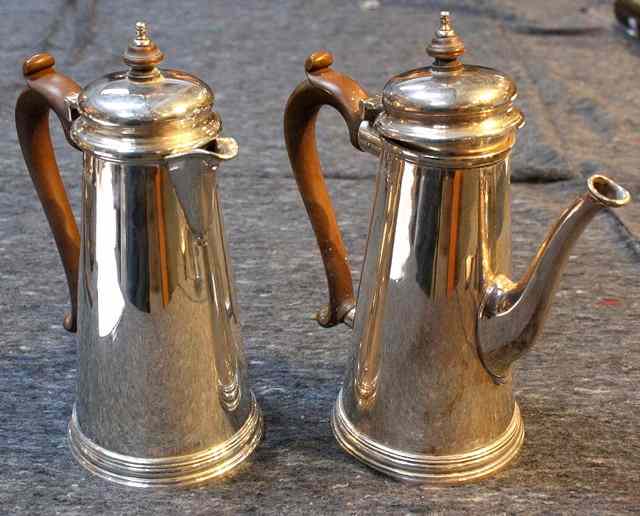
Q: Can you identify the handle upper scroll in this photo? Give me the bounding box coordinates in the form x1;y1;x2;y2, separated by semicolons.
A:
284;51;369;327
15;53;82;332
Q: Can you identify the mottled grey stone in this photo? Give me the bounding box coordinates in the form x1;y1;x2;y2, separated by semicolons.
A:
1;1;640;514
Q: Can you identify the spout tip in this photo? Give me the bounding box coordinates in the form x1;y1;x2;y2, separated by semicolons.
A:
587;174;631;208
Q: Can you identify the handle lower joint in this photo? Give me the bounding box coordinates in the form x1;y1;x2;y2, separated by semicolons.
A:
316;300;356;328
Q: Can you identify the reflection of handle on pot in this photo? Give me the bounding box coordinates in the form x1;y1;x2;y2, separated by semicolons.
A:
284;51;369;328
15;53;82;332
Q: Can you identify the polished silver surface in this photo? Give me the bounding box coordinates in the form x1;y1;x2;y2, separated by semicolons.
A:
375;12;524;163
356;121;382;157
69;396;262;487
71;149;262;486
337;144;517;466
289;12;631;484
71;23;221;160
333;135;629;482
477;175;631;380
382;65;516;116
51;22;264;486
333;393;524;484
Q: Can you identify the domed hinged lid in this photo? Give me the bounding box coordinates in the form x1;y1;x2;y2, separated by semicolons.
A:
374;12;524;164
71;22;221;160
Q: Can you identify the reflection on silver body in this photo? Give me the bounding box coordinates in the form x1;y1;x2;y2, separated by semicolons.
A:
56;23;262;486
294;13;631;483
70;152;262;486
333;141;521;483
332;140;629;483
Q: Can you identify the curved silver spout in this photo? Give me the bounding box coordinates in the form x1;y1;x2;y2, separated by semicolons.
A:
477;175;631;381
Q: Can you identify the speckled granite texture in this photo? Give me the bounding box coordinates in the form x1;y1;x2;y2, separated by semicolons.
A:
1;1;639;514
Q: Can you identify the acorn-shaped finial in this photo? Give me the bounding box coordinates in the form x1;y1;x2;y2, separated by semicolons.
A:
427;11;465;67
123;21;164;79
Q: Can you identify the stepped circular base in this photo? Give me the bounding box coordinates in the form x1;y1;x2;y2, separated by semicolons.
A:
331;393;524;485
68;395;263;487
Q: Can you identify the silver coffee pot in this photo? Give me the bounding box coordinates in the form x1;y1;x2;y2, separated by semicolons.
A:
16;22;262;487
284;12;630;484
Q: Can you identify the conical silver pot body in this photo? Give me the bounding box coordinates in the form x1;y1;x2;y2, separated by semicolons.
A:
70;153;262;487
331;142;523;484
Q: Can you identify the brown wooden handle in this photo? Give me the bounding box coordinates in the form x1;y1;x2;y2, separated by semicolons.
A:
15;53;82;332
284;51;369;327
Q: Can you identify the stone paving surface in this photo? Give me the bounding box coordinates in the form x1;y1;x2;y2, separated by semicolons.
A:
1;1;639;514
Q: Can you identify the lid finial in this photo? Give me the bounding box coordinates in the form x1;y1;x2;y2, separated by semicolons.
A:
427;11;465;68
134;21;150;45
123;21;164;79
438;11;453;35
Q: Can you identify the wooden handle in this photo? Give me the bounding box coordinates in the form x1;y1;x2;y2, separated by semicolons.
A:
15;53;82;332
284;51;369;327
